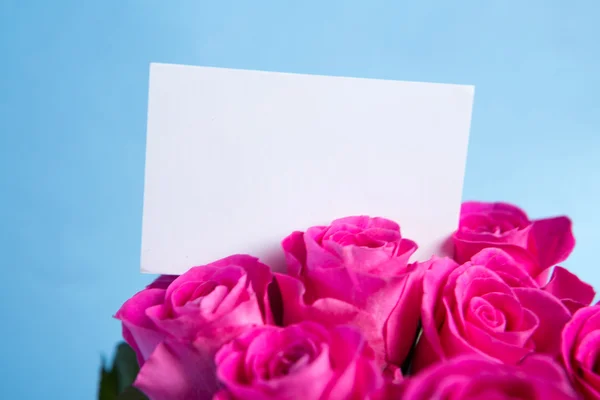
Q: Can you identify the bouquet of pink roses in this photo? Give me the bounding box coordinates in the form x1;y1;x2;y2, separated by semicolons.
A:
106;202;599;400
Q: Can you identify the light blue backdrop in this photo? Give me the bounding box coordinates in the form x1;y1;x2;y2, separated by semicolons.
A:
1;1;598;398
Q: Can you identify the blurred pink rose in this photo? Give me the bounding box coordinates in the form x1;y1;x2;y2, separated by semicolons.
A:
454;201;575;281
214;322;384;400
115;255;273;366
401;355;579;399
562;303;600;399
413;248;573;372
281;216;424;366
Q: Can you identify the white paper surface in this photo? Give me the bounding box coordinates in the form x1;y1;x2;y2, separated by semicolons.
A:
141;63;474;274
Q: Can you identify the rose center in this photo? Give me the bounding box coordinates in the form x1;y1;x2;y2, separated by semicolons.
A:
479;306;504;327
268;343;314;379
468;297;507;332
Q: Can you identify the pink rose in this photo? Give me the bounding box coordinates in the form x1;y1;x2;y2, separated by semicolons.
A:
272;273;387;366
562;303;600;399
115;255;273;366
214;322;384;400
281;216;424;366
413;248;572;372
454;201;575;281
400;355;579;399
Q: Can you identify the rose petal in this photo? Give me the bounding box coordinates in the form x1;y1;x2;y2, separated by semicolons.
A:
480;292;524;332
332;216;401;232
403;355;579;400
469;248;537;288
580;365;600;393
304;226;345;272
148;291;264;341
165;266;219;305
210;271;249;315
456;274;514;329
134;339;220;400
115;288;167;365
440;299;492;360
198;285;229;314
414;257;460;370
216;323;335;400
578;311;600;341
274;273;385;365
467;297;506;332
323;326;383;400
335;243;395;273
172;281;207;308
543;266;596;314
562;306;600;385
120;323;166;367
461;202;531;229
462;321;532;364
282;231;308;277
213;256;272;319
529;216;575;270
514;287;571;356
576;330;600;371
213;390;235;400
384;261;425;366
146;275;178;289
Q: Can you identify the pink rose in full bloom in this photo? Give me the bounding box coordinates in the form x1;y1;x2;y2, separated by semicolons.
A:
214;322;384;400
280;216;424;366
413;248;573;372
400;355;579;399
562;303;600;399
454;201;575;281
115;255;273;366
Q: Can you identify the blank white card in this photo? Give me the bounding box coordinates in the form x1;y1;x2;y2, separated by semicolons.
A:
141;63;474;274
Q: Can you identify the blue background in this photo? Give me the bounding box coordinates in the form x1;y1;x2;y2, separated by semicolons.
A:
1;1;598;398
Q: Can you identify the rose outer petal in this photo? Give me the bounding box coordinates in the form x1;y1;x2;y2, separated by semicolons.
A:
562;306;600;399
134;338;220;400
282;231;308;277
529;216;575;271
274;273;386;365
514;287;571;356
384;261;426;366
402;355;579;400
576;330;600;371
323;326;384;400
543;266;596;314
413;257;460;371
114;288;168;365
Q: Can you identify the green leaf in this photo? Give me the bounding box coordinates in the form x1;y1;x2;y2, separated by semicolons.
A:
98;342;147;400
98;357;119;400
113;343;140;393
116;386;148;400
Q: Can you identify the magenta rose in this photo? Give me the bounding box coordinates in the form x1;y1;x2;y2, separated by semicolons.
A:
115;255;273;366
281;216;424;366
400;355;579;399
454;201;575;281
413;248;573;372
562;303;600;399
273;273;387;366
214;322;384;400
